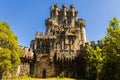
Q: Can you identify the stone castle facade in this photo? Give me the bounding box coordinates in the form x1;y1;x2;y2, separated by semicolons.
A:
20;4;88;78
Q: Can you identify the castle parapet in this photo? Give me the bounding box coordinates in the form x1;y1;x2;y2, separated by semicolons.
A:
23;47;33;59
78;19;86;27
20;47;34;63
87;40;104;48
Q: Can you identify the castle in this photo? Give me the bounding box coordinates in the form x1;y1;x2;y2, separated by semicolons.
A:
20;4;89;78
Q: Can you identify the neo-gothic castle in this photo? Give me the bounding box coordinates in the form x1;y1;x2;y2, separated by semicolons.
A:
19;4;89;78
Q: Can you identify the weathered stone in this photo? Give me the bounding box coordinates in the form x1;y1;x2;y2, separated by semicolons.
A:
20;4;87;78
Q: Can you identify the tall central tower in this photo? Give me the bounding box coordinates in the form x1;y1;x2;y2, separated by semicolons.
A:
30;4;87;78
45;4;86;58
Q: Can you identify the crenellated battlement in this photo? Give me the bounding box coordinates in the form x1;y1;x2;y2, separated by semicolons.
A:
90;40;103;48
81;40;104;48
78;19;86;27
20;46;34;64
35;32;44;37
46;4;83;27
76;40;104;54
23;47;33;58
50;4;78;18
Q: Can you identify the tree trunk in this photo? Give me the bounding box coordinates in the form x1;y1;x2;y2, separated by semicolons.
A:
0;71;3;80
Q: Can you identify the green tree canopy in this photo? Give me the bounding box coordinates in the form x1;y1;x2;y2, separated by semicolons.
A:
100;17;120;79
86;17;120;80
0;22;23;79
86;43;105;80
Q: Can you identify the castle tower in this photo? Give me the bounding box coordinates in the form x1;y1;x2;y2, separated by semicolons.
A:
78;19;86;43
30;4;87;78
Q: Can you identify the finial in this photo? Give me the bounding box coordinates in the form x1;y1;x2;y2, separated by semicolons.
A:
50;6;54;11
70;4;74;8
35;32;38;36
62;4;66;8
54;3;58;8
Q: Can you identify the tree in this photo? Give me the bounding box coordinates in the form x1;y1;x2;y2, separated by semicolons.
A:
100;17;120;79
86;43;105;80
0;22;23;79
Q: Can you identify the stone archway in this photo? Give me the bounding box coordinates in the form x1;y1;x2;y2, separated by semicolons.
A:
35;55;54;78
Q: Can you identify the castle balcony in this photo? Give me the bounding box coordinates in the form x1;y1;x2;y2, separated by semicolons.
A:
35;35;56;40
21;53;33;59
78;19;86;27
46;18;58;26
56;51;77;60
36;53;49;61
19;46;33;59
20;47;34;63
66;32;76;37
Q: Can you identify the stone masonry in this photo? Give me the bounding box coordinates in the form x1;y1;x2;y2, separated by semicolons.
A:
20;4;88;78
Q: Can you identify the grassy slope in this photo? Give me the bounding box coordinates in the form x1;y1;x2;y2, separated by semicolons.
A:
10;77;79;80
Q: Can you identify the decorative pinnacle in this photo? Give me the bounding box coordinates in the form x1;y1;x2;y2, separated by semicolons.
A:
62;4;66;8
54;3;58;8
70;4;74;8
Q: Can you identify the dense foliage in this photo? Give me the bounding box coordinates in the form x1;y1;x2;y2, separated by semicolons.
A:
86;17;120;80
0;22;23;79
101;17;120;79
86;45;105;80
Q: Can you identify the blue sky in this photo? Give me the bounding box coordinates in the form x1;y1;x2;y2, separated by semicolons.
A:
0;0;120;47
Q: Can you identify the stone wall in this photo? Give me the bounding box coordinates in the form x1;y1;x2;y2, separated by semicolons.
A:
18;46;34;77
53;53;87;78
34;55;54;78
18;63;30;77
